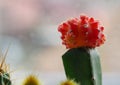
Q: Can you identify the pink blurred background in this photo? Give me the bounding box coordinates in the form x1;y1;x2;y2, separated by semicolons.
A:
0;0;120;85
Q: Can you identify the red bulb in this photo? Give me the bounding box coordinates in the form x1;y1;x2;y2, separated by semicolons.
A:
58;15;106;49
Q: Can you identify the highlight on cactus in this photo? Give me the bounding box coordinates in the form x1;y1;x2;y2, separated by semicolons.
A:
0;49;12;85
58;15;106;85
60;79;80;85
22;74;41;85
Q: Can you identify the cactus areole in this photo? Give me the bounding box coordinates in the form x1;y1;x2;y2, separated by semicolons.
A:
58;15;106;85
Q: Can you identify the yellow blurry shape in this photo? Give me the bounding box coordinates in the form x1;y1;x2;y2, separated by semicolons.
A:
60;79;80;85
23;74;41;85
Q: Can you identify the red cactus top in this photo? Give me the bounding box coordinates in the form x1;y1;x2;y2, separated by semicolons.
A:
58;15;105;49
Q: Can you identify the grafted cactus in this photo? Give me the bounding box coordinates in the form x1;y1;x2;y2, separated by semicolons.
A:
58;15;106;85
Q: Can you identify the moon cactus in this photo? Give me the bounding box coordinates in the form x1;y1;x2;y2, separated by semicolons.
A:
58;15;106;85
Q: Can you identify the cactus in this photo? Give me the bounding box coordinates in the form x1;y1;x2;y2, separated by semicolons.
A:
58;15;105;85
22;74;41;85
60;79;80;85
62;48;101;85
0;72;12;85
0;49;12;85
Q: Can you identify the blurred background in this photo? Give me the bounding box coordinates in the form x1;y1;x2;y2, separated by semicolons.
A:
0;0;120;85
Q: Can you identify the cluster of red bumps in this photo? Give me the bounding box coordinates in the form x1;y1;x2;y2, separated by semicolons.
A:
58;15;105;49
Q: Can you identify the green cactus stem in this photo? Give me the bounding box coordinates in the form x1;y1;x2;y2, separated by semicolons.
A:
0;72;12;85
62;48;102;85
